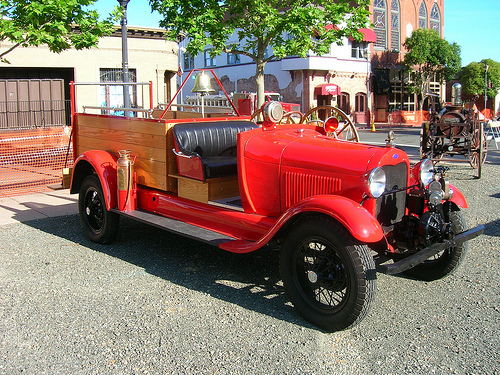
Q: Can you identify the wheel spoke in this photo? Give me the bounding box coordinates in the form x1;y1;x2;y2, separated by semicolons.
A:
295;239;348;309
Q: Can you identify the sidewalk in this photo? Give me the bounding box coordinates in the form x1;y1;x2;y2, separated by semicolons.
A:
0;189;78;226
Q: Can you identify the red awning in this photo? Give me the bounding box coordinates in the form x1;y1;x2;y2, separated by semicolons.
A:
349;28;377;43
315;84;341;96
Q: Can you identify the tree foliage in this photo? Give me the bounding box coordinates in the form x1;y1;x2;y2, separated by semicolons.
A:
403;28;461;109
459;59;500;99
0;0;114;63
150;0;371;108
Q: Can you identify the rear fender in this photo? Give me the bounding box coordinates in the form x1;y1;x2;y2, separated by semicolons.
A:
70;150;118;210
220;195;384;253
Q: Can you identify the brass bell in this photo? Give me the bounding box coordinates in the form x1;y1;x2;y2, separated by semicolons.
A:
191;71;215;94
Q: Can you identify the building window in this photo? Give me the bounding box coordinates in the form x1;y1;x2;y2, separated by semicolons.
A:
99;68;137;115
430;4;441;36
355;93;366;113
373;0;387;50
183;53;194;70
419;1;428;29
204;49;216;67
351;41;368;59
227;53;240;65
338;92;350;115
390;0;400;52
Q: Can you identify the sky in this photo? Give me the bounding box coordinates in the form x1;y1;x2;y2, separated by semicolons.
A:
93;0;500;67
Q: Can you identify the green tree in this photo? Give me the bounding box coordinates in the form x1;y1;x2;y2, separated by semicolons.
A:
150;0;371;109
460;59;500;100
0;0;114;63
403;28;461;110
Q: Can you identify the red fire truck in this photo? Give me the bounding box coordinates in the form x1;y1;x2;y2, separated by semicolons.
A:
233;92;300;115
69;69;483;332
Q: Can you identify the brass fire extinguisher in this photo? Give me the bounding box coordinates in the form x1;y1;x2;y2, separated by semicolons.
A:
117;150;136;212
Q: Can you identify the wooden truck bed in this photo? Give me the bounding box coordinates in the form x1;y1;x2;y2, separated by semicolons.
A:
74;112;249;203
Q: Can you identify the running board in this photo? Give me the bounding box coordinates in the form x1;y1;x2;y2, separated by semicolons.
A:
111;208;238;246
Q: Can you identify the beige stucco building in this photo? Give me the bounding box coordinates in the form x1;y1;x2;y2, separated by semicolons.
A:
0;26;178;120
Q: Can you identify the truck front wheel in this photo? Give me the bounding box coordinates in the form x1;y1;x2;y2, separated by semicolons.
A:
404;209;468;281
280;216;376;332
79;174;119;244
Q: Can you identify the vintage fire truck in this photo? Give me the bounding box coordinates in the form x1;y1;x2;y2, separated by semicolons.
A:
69;70;483;332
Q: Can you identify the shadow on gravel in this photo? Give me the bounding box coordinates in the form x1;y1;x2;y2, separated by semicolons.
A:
23;214;315;330
484;218;500;237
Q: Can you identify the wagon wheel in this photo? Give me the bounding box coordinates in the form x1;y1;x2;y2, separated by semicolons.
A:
469;123;488;170
420;122;432;159
302;106;359;142
279;111;304;124
420;122;445;162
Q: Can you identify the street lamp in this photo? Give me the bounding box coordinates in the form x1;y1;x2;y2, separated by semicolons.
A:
485;64;489;118
118;0;131;116
365;47;372;126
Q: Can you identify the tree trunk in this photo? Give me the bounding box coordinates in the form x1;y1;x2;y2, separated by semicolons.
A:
255;39;267;110
255;61;265;110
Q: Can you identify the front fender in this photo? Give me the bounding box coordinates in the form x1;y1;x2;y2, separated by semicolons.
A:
449;183;468;209
220;195;384;253
70;150;118;210
285;195;385;243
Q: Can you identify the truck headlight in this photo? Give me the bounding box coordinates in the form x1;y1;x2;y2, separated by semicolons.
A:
368;167;386;198
418;159;434;187
412;158;435;187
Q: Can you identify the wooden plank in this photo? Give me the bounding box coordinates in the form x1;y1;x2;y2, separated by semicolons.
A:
76;136;167;163
76;142;167;190
208;178;240;201
135;170;167;191
77;126;166;150
176;175;239;204
177;178;209;203
166;124;177;176
134;158;167;177
76;114;167;136
176;112;204;119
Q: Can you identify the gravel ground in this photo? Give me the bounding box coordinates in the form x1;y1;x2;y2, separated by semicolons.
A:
1;138;499;374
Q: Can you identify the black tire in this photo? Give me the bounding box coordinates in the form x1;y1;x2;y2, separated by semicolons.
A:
404;209;468;281
280;216;376;332
79;174;120;244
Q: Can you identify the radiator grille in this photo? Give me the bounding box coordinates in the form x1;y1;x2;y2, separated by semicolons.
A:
284;171;341;209
376;163;408;228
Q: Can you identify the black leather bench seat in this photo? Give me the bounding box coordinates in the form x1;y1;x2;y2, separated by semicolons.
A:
201;155;239;179
173;121;258;180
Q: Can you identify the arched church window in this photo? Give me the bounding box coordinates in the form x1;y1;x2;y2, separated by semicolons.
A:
390;0;400;51
430;3;441;36
373;0;387;50
419;1;428;29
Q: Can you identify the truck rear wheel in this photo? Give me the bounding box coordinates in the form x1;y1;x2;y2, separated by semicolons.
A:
280;216;376;332
79;174;119;244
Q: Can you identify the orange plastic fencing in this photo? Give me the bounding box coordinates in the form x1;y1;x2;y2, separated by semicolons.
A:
0;127;73;198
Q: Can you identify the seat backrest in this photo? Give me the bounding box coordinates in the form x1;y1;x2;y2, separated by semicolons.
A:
173;121;258;157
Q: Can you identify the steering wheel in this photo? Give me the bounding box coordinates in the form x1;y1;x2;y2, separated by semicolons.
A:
250;108;263;123
279;111;304;124
302;105;359;142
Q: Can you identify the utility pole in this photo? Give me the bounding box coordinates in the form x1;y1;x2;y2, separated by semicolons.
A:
118;0;131;117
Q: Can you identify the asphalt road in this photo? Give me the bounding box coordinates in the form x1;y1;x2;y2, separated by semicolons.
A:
1;129;499;374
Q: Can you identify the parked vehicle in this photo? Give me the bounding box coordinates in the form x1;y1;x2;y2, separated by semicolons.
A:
70;70;483;331
420;84;488;178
